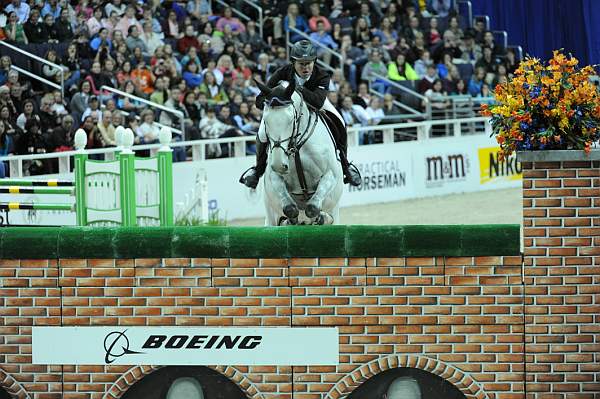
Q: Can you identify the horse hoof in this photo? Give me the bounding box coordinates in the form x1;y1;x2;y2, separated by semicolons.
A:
305;204;320;218
283;204;299;219
315;214;325;225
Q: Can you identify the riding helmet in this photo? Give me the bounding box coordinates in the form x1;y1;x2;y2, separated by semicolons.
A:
290;40;317;62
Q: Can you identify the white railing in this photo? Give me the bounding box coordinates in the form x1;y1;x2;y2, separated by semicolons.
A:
101;86;186;139
0;117;491;178
0;40;65;99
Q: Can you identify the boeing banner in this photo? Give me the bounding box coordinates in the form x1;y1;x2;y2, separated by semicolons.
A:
32;327;339;365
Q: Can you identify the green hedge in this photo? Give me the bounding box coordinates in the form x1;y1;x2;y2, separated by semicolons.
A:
0;225;520;259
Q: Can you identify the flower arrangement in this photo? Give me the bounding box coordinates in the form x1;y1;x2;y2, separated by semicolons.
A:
480;50;600;159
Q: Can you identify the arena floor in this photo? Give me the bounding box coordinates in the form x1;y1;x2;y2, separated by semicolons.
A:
231;188;522;226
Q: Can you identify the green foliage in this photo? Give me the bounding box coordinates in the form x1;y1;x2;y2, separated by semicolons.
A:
175;210;228;226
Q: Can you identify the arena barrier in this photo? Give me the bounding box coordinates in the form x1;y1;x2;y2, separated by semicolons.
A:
0;127;174;227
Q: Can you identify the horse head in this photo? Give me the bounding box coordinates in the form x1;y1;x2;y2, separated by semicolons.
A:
257;79;299;175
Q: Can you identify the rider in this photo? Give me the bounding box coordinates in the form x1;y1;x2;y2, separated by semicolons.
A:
240;39;362;188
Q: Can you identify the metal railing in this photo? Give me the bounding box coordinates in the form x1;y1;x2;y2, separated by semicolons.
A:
286;27;344;72
474;15;490;30
493;30;508;51
0;117;492;177
0;40;64;99
369;73;431;119
101;85;186;140
457;0;473;28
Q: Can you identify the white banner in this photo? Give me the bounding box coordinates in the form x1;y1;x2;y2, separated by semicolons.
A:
32;327;339;366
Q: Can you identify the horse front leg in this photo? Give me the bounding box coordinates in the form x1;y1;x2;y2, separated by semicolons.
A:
268;172;299;224
305;169;336;222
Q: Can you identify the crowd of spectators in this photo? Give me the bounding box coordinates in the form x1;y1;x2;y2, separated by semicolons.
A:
0;0;518;177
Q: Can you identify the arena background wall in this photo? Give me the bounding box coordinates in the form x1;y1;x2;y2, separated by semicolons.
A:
0;154;599;399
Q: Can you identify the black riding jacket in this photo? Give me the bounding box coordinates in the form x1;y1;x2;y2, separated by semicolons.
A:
256;63;331;110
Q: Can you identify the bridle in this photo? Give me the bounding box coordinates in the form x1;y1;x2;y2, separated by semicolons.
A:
263;95;318;157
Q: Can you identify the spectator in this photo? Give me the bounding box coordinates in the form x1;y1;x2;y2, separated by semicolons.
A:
16;99;38;131
446;16;463;39
81;115;103;152
96;110;115;147
388;53;419;82
361;49;388;93
309;21;338;64
182;91;202;126
418;64;438;93
140;6;162;35
374;17;398;47
177;24;201;54
472;19;486;44
117;80;144;112
233;101;259;135
216;6;246;35
23;8;43;43
40;13;58;43
116;6;142;38
234;56;252;81
101;11;120;37
483;30;505;58
424;17;442;48
460;32;482;64
187;0;212;21
284;3;309;42
55;8;73;41
105;0;126;18
475;47;499;83
0;120;14;177
51;90;68;118
18;118;49;176
161;9;182;39
70;80;92;124
382;93;401;116
366;97;384;126
239;20;266;53
451;79;469;95
47;115;75;153
308;2;332;32
62;43;83;92
426;0;452;17
505;48;519;75
126;26;147;54
414;50;433;78
340;96;369;127
5;11;28;44
182;61;203;89
340;34;366;90
86;7;103;37
149;76;169;105
352;17;372;49
5;0;29;24
468;67;486;97
354;82;371;108
138;108;159;144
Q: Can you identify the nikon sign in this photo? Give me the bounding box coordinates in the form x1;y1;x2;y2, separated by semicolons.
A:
32;327;339;366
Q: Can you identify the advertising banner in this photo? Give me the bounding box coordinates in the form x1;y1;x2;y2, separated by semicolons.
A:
32;327;339;366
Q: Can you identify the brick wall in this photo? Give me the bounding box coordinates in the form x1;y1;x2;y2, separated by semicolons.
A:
521;159;600;398
1;155;598;399
1;255;524;399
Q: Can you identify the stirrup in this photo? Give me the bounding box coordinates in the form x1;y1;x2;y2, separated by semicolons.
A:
343;163;362;186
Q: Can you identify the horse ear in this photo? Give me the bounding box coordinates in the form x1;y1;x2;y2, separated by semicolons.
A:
254;78;272;96
284;80;296;99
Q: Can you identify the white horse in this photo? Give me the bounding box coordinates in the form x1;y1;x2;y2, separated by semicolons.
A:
256;81;343;225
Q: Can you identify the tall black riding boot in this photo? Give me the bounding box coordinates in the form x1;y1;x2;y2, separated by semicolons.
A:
335;126;362;187
239;140;268;189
